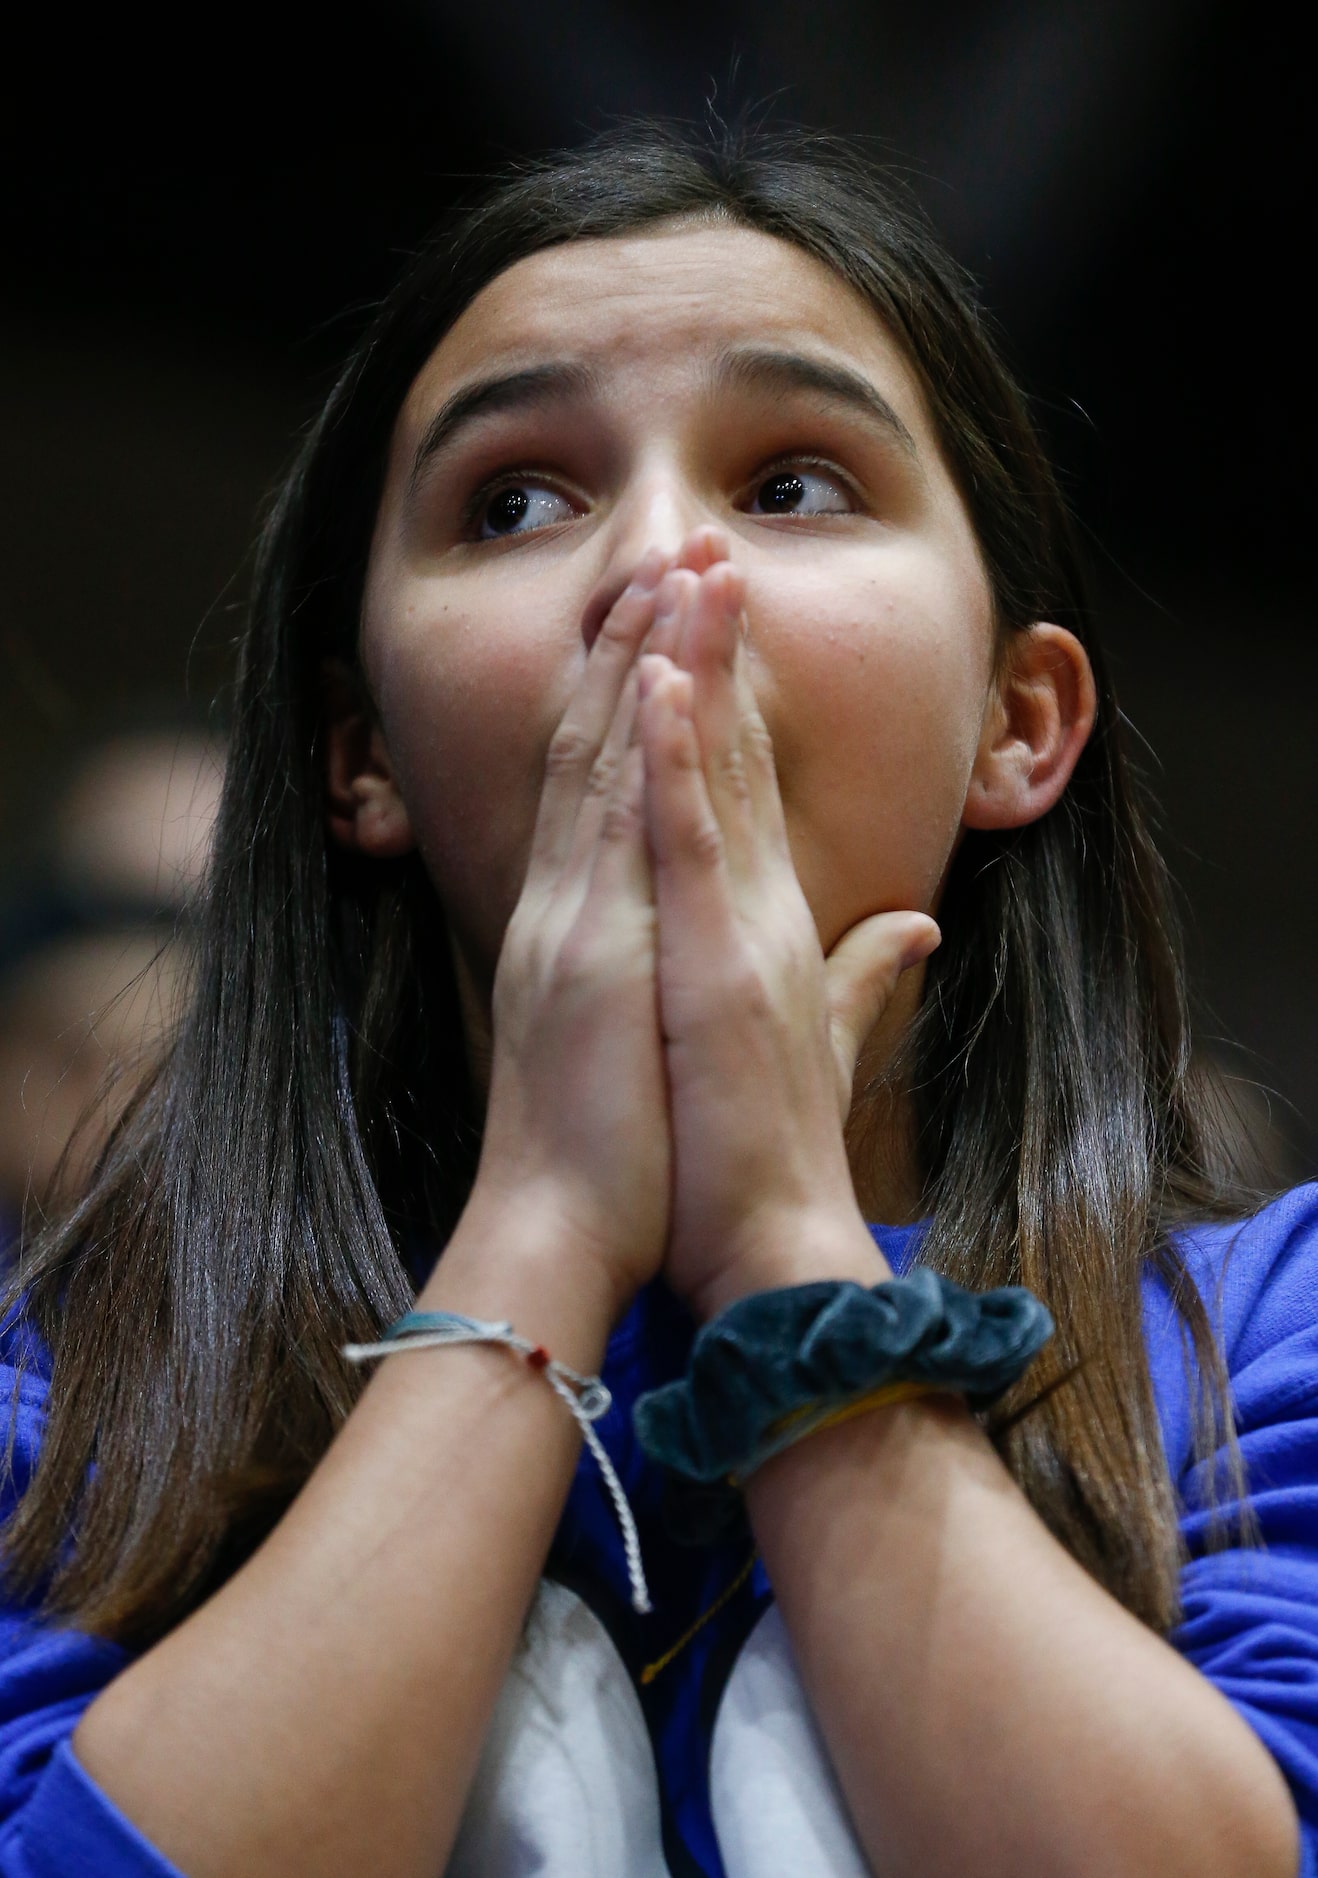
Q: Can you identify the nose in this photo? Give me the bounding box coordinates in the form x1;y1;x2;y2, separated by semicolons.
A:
579;466;708;649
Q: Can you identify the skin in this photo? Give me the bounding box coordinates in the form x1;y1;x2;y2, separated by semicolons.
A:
360;226;994;974
72;225;1299;1876
344;222;1092;1255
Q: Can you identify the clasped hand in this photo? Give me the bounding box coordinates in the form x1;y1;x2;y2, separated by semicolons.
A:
476;528;939;1326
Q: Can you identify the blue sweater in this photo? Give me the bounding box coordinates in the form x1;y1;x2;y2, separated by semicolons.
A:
4;1189;1318;1876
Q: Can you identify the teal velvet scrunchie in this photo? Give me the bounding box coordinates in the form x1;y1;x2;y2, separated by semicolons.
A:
632;1268;1053;1541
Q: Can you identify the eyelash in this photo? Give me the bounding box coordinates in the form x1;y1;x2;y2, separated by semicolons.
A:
745;454;859;513
457;470;574;539
459;453;861;540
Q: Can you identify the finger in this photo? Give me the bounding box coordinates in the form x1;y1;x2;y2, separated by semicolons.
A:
677;562;760;881
729;610;792;861
649;525;732;659
555;660;645;886
669;562;792;876
525;552;666;887
675;524;732;577
638;655;735;954
647;566;698;663
825;913;941;1118
580;737;652;919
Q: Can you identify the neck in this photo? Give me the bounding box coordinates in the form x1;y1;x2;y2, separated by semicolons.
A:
450;931;494;1108
844;964;927;1226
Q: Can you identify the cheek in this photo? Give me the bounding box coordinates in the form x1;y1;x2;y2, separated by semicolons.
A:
365;588;574;964
750;553;993;940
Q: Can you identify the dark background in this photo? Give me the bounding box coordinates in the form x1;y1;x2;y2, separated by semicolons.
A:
2;2;1313;1166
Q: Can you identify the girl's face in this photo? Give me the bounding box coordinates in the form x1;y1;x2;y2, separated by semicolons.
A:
360;223;998;991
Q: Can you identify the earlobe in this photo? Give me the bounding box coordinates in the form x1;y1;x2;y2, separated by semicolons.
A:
961;624;1097;832
322;662;416;859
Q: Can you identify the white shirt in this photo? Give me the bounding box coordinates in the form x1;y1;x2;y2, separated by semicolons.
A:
447;1580;872;1877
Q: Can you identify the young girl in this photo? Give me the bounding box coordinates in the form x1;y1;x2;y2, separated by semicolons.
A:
3;123;1315;1878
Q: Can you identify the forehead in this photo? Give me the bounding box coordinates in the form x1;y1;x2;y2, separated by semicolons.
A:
402;222;930;428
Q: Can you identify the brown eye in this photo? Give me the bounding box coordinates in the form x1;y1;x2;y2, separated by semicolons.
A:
749;467;851;517
478;481;574;539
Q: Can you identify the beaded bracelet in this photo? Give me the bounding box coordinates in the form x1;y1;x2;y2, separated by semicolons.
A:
343;1311;652;1614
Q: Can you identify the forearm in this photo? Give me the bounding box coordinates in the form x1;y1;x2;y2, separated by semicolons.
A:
74;1201;617;1878
747;1358;1300;1878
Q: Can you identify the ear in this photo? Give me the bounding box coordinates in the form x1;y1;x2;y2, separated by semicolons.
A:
322;661;416;858
961;624;1097;831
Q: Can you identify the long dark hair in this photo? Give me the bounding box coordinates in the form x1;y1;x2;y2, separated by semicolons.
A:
4;120;1252;1644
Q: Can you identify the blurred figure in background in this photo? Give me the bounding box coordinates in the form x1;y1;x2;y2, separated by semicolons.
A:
0;731;222;1250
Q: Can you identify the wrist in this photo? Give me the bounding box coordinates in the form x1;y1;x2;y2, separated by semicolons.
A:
682;1205;891;1325
419;1184;628;1374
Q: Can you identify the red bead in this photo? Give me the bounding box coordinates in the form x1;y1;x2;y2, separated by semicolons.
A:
526;1345;551;1370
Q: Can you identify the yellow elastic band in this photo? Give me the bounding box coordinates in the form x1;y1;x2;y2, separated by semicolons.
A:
640;1385;944;1684
728;1378;944;1488
805;1377;942;1438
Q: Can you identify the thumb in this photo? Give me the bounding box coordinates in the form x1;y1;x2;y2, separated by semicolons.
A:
824;912;941;1118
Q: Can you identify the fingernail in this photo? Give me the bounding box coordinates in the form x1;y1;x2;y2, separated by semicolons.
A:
901;919;941;970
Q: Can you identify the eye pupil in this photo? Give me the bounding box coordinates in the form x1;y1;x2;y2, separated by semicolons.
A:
486;487;530;533
760;472;805;513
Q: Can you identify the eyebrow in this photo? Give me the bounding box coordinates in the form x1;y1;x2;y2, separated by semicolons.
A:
714;347;918;454
407;360;600;498
406;344;918;498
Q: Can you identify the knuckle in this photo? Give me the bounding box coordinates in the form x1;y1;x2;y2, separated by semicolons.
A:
597;598;642;648
544;724;594;779
600;792;641;843
713;747;752;803
583;748;622;801
683;815;725;868
743;717;775;771
713;955;772;1020
553;926;595;987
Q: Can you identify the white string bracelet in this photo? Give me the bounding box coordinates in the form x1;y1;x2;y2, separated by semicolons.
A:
343;1310;652;1615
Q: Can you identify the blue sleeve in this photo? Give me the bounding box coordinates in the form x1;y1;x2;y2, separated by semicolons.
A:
1;1330;184;1877
1149;1184;1318;1875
